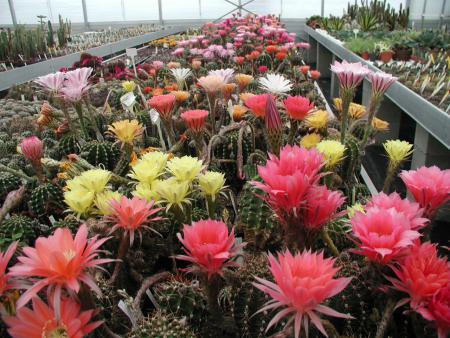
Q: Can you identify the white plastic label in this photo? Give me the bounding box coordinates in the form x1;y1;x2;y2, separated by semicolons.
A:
149;109;160;124
126;48;137;58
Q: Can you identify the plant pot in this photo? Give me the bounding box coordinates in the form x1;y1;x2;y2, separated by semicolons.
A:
360;51;370;60
394;47;412;61
379;51;393;63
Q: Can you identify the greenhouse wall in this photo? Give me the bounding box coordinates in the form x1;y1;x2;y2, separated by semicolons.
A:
2;0;448;29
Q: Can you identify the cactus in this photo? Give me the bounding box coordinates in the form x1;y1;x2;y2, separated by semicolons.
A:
80;141;120;170
213;130;253;181
58;134;81;155
154;278;208;328
0;215;39;250
238;168;280;251
129;310;197;338
341;136;360;182
51;217;81;233
0;172;21;199
231;253;272;338
29;183;65;217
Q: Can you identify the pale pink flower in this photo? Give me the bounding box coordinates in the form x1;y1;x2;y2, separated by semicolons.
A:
20;136;44;165
34;72;65;92
253;249;352;338
198;75;225;93
368;71;397;97
152;60;164;70
330;60;371;91
60;67;93;102
208;68;235;83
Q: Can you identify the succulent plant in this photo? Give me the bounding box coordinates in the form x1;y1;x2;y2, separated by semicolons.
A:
129;310;197;338
29;183;65;217
0;172;21;199
58;134;81;155
154;278;208;328
0;215;40;250
51;217;81;233
80;141;120;170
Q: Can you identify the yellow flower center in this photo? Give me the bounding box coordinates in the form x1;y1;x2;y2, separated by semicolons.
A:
63;249;77;261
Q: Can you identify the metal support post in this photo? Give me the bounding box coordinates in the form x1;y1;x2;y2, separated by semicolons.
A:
7;0;18;27
81;0;89;29
158;0;163;26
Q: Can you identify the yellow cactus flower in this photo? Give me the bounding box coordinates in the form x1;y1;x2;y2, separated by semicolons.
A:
128;151;169;184
122;81;136;92
154;177;190;211
347;203;365;218
64;189;95;217
235;73;254;90
66;169;111;194
166;156;204;182
348;103;366;119
372;118;389;132
132;182;160;202
384;140;413;167
231;105;248;122
198;171;226;201
333;98;343;113
108;119;144;144
239;92;255;103
300;133;321;149
171;90;190;103
316;140;346;169
94;190;122;216
305;110;329;131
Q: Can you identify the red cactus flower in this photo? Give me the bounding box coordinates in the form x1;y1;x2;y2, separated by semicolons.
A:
366;192;428;230
400;166;450;218
351;207;421;264
147;94;176;121
299;65;310;75
253;249;352;338
234;56;245;65
303;185;346;229
283;96;314;121
275;51;287;61
258;65;269;73
176;219;245;278
387;242;450;311
181;109;209;133
107;196;162;246
244;93;271;117
4;296;102;338
418;285;450;338
9;225;113;313
310;70;321;80
266;45;279;54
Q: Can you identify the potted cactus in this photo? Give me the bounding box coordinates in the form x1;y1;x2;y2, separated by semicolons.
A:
376;41;394;63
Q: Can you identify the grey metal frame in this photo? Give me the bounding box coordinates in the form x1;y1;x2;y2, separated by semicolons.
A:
0;26;190;91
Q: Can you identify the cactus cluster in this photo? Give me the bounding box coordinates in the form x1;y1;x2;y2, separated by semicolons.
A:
129;310;197;338
0;172;21;199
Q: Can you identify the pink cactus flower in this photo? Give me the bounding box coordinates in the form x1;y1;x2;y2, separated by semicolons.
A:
152;60;164;70
107;196;162;246
176;220;245;278
0;242;18;296
368;71;398;97
4;296;102;338
418;285;450;338
400;166;450;218
351;207;421;264
20;136;44;165
181;110;209;133
60;67;93;102
330;60;371;91
244;93;271;117
9;225;113;313
147;94;176;121
303;185;346;229
366;192;428;230
253;249;352;338
34;72;65;92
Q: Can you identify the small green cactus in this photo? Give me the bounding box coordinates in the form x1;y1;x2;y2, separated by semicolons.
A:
29;183;65;217
0;172;21;199
59;134;81;155
129;310;197;338
80;141;120;170
0;215;40;250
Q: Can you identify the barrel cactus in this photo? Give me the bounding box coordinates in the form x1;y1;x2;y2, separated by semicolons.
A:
29;183;65;217
59;134;81;155
80;141;120;170
0;172;21;199
0;215;39;249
